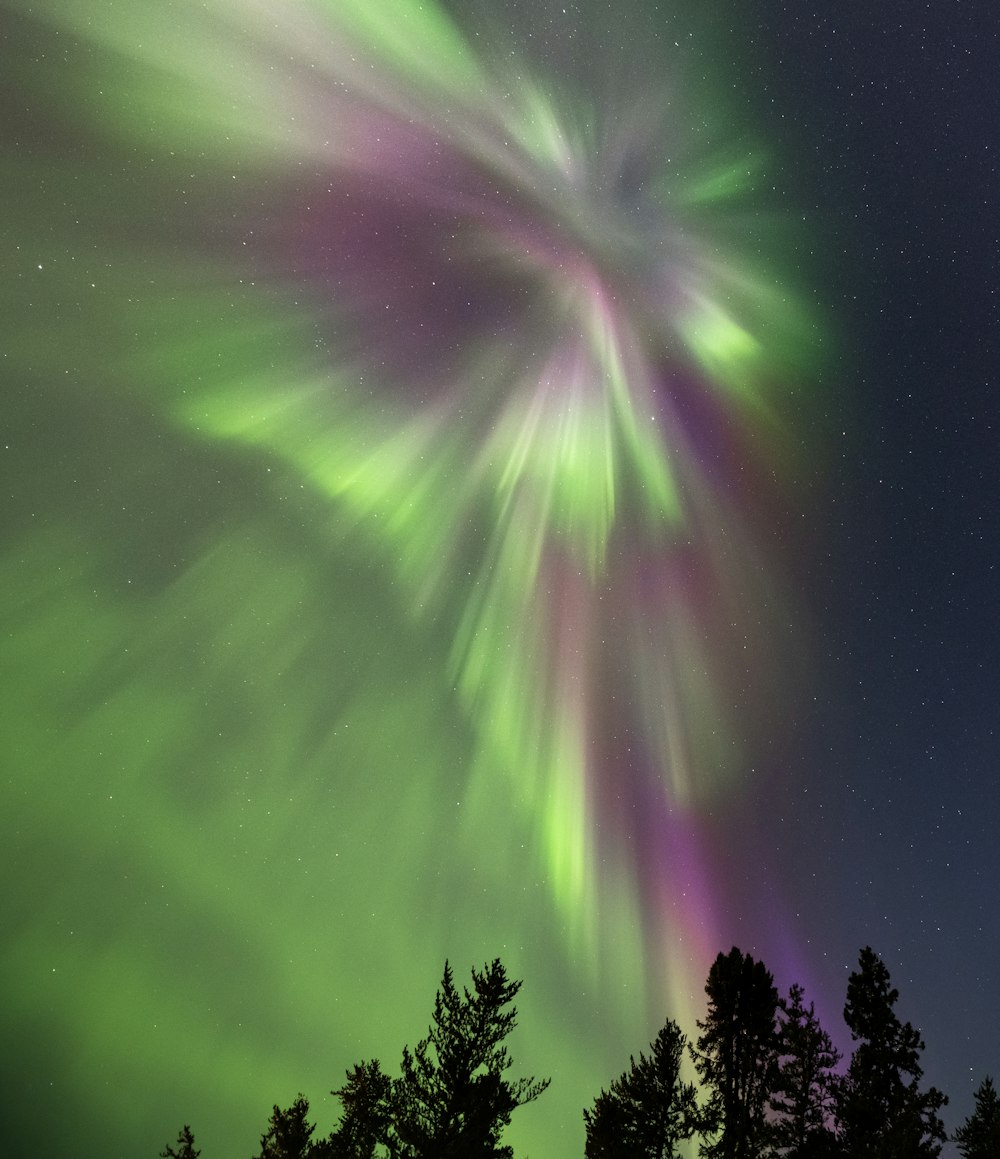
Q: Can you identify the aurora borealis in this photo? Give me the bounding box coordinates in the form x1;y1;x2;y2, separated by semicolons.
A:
3;1;998;1157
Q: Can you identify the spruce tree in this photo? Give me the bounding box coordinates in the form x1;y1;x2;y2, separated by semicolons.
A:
255;1095;319;1159
769;983;841;1159
161;1124;200;1159
392;959;549;1159
693;947;779;1159
329;1060;395;1158
836;947;947;1159
583;1018;701;1158
954;1076;1000;1159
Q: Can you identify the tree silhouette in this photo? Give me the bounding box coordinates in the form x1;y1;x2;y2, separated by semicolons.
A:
954;1076;1000;1159
161;1124;200;1159
583;1017;701;1158
392;958;549;1158
254;1094;321;1159
768;983;841;1159
584;1089;633;1157
836;947;947;1159
328;1059;395;1158
693;947;779;1159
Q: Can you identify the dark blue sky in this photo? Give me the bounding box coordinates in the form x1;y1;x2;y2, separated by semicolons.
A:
749;0;999;1134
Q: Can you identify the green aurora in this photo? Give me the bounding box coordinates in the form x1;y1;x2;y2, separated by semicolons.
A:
1;1;825;1155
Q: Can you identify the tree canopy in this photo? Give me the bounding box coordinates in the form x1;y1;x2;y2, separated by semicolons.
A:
160;1125;200;1159
836;947;947;1159
954;1076;1000;1159
391;958;549;1159
693;947;779;1159
583;1017;700;1159
769;983;841;1159
156;947;981;1159
328;1060;394;1158
254;1095;320;1159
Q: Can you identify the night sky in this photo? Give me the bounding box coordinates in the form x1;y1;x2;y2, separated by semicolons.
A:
2;2;997;1158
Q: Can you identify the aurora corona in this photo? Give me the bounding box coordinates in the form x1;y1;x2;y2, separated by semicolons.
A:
2;0;823;1155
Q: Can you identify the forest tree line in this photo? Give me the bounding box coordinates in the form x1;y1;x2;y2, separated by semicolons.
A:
161;947;999;1159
